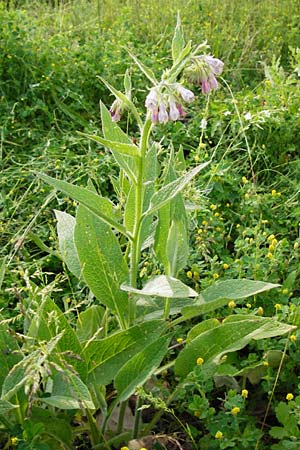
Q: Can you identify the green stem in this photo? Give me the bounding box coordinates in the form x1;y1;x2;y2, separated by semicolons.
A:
128;117;152;325
133;395;142;439
117;401;127;435
86;409;105;448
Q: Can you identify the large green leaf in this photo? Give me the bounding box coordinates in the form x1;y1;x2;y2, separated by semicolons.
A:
127;49;158;84
121;275;198;298
86;320;165;386
41;370;94;410
79;133;140;158
175;315;295;378
115;335;170;403
171;12;185;63
55;210;81;278
100;102;137;182
30;407;73;449
145;161;210;217
28;298;87;380
182;279;280;319
76;305;105;344
74;202;129;327
38;174;127;236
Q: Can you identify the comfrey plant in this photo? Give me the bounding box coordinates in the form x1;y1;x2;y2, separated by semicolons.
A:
0;15;295;449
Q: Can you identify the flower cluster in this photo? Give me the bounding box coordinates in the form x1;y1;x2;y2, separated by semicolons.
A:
184;55;224;94
145;82;195;124
110;98;124;122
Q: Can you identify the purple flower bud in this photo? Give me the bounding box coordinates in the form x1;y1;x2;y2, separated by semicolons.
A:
177;103;186;117
145;88;158;109
158;102;169;123
201;79;211;94
208;73;218;90
110;99;122;122
204;55;224;75
151;107;159;123
169;99;180;121
176;84;195;103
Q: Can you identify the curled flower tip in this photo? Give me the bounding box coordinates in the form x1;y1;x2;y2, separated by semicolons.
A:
158;102;169;123
169;99;180;121
176;84;195;103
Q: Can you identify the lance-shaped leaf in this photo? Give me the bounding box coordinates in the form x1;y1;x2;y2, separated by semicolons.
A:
181;279;280;320
121;275;198;298
100;102;138;182
38;174;128;237
172;12;185;63
145;160;210;217
28;297;87;380
41;370;94;410
55;210;81;278
75;202;129;328
115;335;170;403
78;132;140;158
126;48;158;85
86;320;165;386
175;315;295;378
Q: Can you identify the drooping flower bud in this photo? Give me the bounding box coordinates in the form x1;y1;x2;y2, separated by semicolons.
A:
110;98;123;122
184;54;224;95
169;99;180;121
176;84;195;103
158;102;169;123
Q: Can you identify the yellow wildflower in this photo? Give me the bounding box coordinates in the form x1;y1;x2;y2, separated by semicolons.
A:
176;338;184;344
242;176;248;184
228;300;236;309
242;389;248;398
290;334;297;342
186;271;193;279
215;431;223;439
10;437;18;446
223;263;229;270
257;307;264;316
213;273;219;280
274;303;282;311
286;393;294;401
294;242;299;250
197;357;204;366
231;406;240;415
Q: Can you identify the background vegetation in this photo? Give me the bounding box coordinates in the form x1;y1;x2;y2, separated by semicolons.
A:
1;0;300;449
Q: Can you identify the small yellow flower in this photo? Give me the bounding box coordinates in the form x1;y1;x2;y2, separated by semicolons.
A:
121;447;130;450
246;303;252;308
286;393;294;401
266;252;273;259
194;410;200;417
244;193;250;200
213;273;219;280
197;357;204;366
271;238;278;246
257;306;264;316
231;406;240;415
214;212;220;217
242;389;248;398
210;204;217;210
202;220;208;226
282;288;289;295
215;430;223;439
228;300;236;309
193;271;200;281
187;271;193;279
176;337;184;344
271;189;277;196
275;303;282;311
242;176;248;184
223;263;229;270
140;448;147;450
294;242;299;250
236;224;240;228
261;219;269;224
269;244;275;252
263;361;269;367
10;437;18;446
267;234;275;241
290;334;297;342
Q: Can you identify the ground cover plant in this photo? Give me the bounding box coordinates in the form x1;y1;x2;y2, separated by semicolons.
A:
1;1;300;449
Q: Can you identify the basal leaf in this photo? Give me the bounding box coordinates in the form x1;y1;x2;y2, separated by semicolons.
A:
115;335;170;402
86;320;165;386
175;316;295;378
